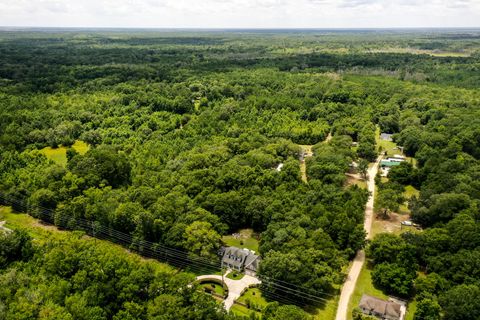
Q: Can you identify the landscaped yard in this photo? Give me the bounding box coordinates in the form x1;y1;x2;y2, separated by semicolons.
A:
200;281;226;296
222;228;259;252
39;140;90;167
347;264;388;320
230;304;261;318
227;272;245;280
376;127;399;156
236;288;268;309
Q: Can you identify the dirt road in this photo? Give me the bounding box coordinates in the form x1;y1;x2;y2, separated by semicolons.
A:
299;132;332;183
335;156;382;320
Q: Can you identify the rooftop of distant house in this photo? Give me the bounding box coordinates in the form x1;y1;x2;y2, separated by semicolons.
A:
359;294;404;320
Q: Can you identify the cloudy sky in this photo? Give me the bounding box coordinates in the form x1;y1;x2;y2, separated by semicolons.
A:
0;0;479;28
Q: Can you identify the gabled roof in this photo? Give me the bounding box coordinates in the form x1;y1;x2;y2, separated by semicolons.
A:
359;294;401;319
221;246;260;270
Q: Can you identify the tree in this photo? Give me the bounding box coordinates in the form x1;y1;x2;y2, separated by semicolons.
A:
414;299;441;320
376;189;403;219
357;142;377;162
388;162;417;186
367;233;406;265
263;302;311;320
358;159;369;180
68;146;131;188
440;285;480;320
0;230;33;268
183;221;221;258
371;263;416;297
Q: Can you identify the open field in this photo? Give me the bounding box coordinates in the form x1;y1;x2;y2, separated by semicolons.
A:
222;229;259;252
39;140;90;167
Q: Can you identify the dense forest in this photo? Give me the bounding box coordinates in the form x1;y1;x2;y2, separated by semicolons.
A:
1;29;480;319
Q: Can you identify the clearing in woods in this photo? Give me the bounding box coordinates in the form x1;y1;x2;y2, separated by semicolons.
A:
39;140;90;167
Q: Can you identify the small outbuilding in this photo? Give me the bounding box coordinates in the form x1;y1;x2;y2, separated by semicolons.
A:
380;133;393;142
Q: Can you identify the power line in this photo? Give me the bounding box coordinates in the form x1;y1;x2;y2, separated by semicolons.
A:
0;192;335;306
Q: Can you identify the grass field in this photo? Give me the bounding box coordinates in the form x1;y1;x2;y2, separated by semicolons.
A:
222;228;259;252
39;140;90;167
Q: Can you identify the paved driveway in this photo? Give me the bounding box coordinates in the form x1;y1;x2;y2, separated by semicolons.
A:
196;271;261;310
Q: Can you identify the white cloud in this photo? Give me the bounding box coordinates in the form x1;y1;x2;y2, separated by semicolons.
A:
0;0;478;28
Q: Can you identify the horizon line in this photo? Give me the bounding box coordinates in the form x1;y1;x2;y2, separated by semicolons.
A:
1;26;480;31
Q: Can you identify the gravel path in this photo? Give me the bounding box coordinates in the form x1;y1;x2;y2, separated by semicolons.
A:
335;156;382;320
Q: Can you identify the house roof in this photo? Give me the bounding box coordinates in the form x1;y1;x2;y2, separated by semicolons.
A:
380;133;393;141
359;294;401;319
381;160;401;167
221;246;260;270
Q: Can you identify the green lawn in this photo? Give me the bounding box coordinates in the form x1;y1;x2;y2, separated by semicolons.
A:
200;282;226;296
237;288;268;309
222;229;259;252
227;272;245;280
39;140;90;167
310;296;339;320
230;304;261;318
376;127;398;156
404;185;420;199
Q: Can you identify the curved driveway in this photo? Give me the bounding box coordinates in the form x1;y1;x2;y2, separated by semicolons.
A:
196;272;261;310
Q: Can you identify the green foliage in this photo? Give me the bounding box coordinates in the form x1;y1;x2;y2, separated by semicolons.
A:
439;285;480;320
0;30;480;317
371;262;416;297
0;235;230;320
0;230;33;268
414;298;441;320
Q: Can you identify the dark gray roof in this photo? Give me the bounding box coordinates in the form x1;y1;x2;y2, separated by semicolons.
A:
222;246;260;270
359;294;401;320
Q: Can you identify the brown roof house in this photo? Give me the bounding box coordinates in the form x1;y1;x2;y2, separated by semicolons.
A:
221;246;261;276
358;294;405;320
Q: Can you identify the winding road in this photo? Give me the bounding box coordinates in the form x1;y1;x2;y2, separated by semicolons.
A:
335;156;382;320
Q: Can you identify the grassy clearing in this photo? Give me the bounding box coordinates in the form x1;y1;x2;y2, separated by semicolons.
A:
375;127;398;157
404;185;420;199
230;304;261;318
39;140;90;167
310;296;339;320
347;264;388;320
345;176;368;189
222;229;259;252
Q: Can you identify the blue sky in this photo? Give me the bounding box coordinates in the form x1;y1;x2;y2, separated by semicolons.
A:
0;0;479;28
